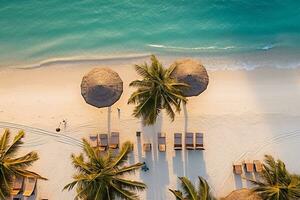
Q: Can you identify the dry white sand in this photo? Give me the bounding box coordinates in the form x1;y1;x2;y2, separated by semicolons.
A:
1;58;300;199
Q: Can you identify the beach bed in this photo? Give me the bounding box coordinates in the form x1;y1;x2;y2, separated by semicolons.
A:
23;177;37;197
195;132;205;150
143;143;152;152
174;133;182;150
244;160;254;173
89;134;98;148
11;176;24;196
185;132;194;150
233;163;243;175
99;134;108;151
158;132;166;152
109;132;119;149
254;160;263;173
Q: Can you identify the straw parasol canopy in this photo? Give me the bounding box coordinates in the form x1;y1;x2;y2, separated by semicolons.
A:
81;68;123;108
222;189;262;200
170;59;209;97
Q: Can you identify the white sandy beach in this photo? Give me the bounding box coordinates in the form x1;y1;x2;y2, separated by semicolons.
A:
1;58;300;199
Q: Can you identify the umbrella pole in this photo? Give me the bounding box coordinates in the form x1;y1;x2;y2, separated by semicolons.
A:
107;107;111;135
183;102;188;133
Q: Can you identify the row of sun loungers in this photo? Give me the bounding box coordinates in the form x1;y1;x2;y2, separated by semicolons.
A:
90;132;204;152
89;132;119;151
176;132;205;150
143;132;205;152
233;160;263;174
11;176;37;198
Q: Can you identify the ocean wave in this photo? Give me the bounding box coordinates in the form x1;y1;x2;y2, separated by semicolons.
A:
259;44;276;50
147;44;236;50
12;53;152;69
148;43;278;52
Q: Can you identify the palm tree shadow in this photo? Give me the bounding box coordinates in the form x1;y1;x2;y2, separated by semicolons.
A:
173;150;184;189
139;114;170;200
183;103;208;186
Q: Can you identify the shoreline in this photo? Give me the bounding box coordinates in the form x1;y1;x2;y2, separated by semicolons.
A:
2;47;300;71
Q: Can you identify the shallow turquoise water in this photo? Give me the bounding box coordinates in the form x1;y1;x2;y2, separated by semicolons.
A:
0;0;300;68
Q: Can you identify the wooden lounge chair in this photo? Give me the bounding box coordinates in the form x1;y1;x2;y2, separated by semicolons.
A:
254;160;263;173
23;177;37;197
195;132;205;150
109;132;119;149
233;163;243;175
185;132;194;150
143;143;152;152
158;132;166;152
89;134;98;148
11;176;24;196
244;160;254;173
174;133;182;150
99;134;108;151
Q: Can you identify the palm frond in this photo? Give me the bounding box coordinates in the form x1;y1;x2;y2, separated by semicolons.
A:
179;177;198;200
249;154;300;200
4;130;24;157
115;163;144;175
0;129;10;152
113;178;146;190
66;140;145;199
110;182;138;200
128;55;187;125
169;189;185;200
109;141;132;168
5;151;38;168
198;176;216;200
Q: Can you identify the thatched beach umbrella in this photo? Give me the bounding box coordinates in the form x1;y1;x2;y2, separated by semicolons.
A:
222;189;262;200
170;59;209;97
81;68;123;108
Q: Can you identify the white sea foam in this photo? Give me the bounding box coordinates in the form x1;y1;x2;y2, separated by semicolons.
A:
12;53;152;69
147;44;236;50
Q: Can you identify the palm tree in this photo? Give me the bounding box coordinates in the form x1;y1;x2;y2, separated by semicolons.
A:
128;55;188;126
169;176;216;200
248;155;300;200
0;129;46;199
64;140;146;200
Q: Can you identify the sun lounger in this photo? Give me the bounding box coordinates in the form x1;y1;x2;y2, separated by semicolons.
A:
195;132;205;150
254;160;263;173
11;176;24;196
174;133;182;150
158;132;166;152
109;132;119;149
233;163;243;175
185;132;194;150
89;134;98;148
244;160;254;173
143;143;151;152
23;177;37;197
99;134;108;151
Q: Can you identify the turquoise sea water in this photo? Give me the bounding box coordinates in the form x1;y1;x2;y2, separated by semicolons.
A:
0;0;300;69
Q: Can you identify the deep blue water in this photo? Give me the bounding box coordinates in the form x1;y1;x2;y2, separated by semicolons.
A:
0;0;300;68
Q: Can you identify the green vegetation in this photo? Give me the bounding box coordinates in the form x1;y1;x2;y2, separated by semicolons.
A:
64;140;146;200
169;176;216;200
128;55;188;126
0;129;46;199
249;155;300;200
